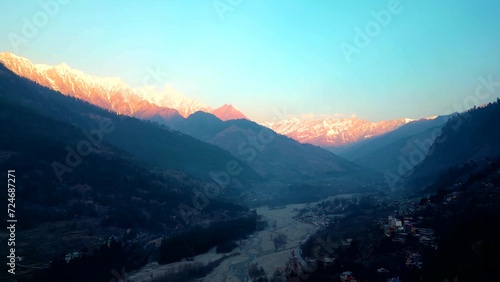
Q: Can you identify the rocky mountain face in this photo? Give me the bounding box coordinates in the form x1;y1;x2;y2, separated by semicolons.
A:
0;52;246;123
263;115;416;146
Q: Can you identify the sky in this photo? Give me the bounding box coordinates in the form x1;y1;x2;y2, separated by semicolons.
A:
1;0;500;122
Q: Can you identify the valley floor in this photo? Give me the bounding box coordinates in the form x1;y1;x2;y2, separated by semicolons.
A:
125;203;320;282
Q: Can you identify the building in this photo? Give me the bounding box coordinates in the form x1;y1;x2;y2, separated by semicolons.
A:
340;271;358;282
322;257;335;267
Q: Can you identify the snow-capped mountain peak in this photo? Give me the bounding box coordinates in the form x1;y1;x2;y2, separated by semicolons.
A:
136;84;212;118
0;52;423;145
0;52;181;120
263;114;416;146
210;104;248;121
0;52;250;122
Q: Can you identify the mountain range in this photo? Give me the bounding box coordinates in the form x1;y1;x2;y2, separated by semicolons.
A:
0;59;367;186
263;115;417;146
0;52;424;146
168;111;361;182
0;52;246;123
408;102;500;188
5;52;498;190
0;63;263;185
0;62;265;280
330;115;452;171
2;52;500;282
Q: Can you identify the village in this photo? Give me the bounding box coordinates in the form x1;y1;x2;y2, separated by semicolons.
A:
276;185;478;281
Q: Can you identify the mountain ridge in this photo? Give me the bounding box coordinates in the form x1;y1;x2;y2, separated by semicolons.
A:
169;112;365;182
406;100;500;188
263;115;422;146
0;52;428;146
0;62;263;185
211;104;248;121
0;52;247;122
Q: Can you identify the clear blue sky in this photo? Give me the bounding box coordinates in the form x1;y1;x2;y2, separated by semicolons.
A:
1;0;500;122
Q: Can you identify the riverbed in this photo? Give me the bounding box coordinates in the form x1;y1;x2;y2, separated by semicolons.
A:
125;202;320;282
201;203;318;281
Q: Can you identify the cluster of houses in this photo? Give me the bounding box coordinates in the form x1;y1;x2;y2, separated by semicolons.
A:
381;208;438;250
340;271;358;282
381;215;411;243
415;228;437;249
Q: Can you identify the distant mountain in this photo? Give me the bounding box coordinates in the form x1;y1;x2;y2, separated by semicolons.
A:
210;104;248;121
263;115;415;146
407;101;500;187
0;52;185;123
0;53;417;147
170;112;362;182
137;86;247;121
0;55;364;186
0;52;251;123
0;62;262;185
136;84;212;117
332;115;451;169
